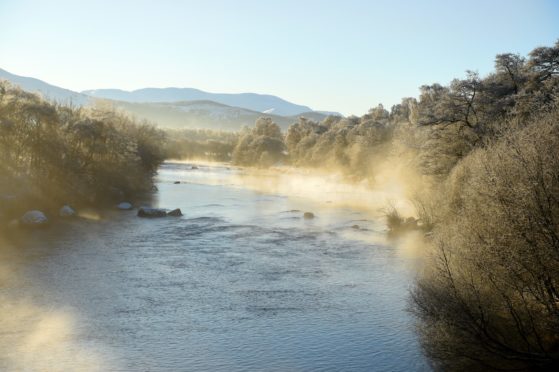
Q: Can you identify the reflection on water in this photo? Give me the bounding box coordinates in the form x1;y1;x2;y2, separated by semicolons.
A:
0;162;428;371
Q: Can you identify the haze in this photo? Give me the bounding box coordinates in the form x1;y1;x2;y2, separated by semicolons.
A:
2;1;559;370
1;0;558;115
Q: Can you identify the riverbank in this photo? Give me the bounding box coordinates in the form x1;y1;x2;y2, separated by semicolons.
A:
0;162;429;371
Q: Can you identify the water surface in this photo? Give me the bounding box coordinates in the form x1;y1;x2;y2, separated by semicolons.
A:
0;162;428;371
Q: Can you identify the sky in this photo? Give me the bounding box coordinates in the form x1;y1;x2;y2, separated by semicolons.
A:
0;0;558;116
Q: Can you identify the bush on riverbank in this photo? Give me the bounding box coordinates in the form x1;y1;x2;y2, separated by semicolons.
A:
410;109;559;370
231;117;286;167
164;128;238;161
0;82;166;221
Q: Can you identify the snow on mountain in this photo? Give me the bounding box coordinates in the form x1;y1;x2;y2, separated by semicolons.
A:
0;67;342;131
81;87;314;116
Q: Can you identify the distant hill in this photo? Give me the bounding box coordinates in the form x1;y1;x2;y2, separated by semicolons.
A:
0;67;341;130
82;87;315;116
111;100;297;130
0;68;90;106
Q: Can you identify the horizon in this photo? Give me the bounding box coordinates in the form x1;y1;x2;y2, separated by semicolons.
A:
1;0;559;116
1;2;559;370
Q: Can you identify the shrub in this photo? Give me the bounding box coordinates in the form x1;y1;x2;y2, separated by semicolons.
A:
0;82;166;217
410;109;559;370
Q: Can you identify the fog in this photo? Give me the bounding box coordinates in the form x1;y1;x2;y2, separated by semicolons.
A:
1;38;558;370
232;151;423;220
0;239;105;371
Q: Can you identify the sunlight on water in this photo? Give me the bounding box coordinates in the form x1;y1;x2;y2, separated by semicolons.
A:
1;162;429;371
77;208;103;221
165;160;420;219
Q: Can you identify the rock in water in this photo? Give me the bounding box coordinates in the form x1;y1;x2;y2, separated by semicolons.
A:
59;205;76;217
117;202;133;210
303;212;315;219
191;166;199;170
137;207;168;218
20;210;48;226
174;181;181;184
167;208;182;217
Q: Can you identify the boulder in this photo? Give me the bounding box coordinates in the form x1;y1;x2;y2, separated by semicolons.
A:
137;207;167;218
59;205;76;217
117;202;133;210
351;224;360;229
191;166;199;170
174;181;181;184
303;212;315;219
20;210;48;226
167;208;183;217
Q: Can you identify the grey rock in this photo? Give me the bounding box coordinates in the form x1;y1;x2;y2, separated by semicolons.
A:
59;205;76;217
117;202;133;210
20;210;48;226
167;208;183;217
137;207;167;218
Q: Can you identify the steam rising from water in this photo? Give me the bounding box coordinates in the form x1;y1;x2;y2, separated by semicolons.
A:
0;158;427;370
218;159;420;219
0;239;105;371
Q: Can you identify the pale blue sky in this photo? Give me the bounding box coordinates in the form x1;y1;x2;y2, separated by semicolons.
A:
1;0;558;115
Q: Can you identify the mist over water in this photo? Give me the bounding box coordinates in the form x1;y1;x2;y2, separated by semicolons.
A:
0;240;106;371
0;162;428;371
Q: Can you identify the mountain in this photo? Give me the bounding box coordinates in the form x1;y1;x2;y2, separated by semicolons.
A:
0;68;90;106
82;87;314;116
0;67;341;130
111;100;299;130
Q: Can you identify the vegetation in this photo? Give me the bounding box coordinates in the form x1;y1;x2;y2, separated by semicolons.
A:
1;36;557;370
231;117;285;167
0;82;166;219
411;111;559;370
403;41;559;370
212;40;558;182
164;128;238;161
169;39;559;370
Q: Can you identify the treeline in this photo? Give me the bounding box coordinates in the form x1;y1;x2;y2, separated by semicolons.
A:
164;128;238;161
168;40;559;369
199;41;557;185
406;41;559;370
0;82;166;219
1;39;556;369
231;117;285;167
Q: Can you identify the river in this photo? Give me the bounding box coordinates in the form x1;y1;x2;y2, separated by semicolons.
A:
0;162;428;371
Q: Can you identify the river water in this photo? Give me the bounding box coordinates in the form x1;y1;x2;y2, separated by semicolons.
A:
0;162;428;371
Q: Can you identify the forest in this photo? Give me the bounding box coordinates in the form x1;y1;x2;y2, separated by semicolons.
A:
170;40;559;370
0;39;557;370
